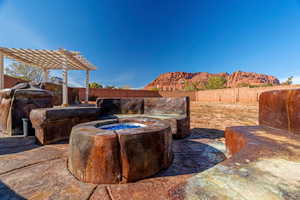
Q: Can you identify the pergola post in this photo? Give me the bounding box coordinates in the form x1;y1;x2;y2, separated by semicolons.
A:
62;67;68;106
43;69;49;82
85;70;90;103
0;54;4;89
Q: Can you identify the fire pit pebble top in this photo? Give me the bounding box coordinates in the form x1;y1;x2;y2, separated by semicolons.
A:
98;122;146;130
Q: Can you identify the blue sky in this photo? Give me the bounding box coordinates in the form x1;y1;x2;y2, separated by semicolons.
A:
0;0;300;87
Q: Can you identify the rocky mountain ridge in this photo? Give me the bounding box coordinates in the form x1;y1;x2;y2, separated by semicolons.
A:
145;71;280;91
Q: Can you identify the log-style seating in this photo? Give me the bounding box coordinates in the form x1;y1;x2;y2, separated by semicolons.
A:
68;117;173;184
184;89;300;199
30;107;101;144
96;97;190;138
0;83;53;136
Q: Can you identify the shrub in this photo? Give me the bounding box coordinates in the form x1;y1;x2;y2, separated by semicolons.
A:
237;82;250;88
149;87;160;91
281;76;293;85
249;83;273;88
89;82;103;88
183;81;199;91
205;76;227;89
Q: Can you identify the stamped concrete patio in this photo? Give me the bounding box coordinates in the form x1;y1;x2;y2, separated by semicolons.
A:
0;103;256;200
1;102;299;200
0;129;226;200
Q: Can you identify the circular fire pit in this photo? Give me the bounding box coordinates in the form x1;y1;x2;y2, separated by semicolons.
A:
68;117;172;184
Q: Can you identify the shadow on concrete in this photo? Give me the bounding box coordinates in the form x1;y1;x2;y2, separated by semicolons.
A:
0;137;69;155
0;144;39;155
154;128;226;178
189;128;224;139
0;181;26;200
0;136;39;155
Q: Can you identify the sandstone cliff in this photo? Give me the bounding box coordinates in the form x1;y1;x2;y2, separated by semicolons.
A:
145;71;280;91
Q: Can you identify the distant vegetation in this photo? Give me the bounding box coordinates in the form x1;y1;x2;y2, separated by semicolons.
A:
6;62;45;83
182;76;227;91
183;81;199;91
282;76;293;85
149;87;160;91
248;83;274;88
89;83;134;89
104;85;117;89
89;82;103;88
204;76;227;90
237;82;274;88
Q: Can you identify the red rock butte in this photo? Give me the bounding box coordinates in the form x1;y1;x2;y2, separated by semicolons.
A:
145;71;280;91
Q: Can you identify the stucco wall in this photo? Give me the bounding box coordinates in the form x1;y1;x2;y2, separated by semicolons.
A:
4;75;28;88
78;88;161;101
5;75;300;105
196;85;300;105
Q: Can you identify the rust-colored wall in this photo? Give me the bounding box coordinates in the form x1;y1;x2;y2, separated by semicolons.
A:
4;75;28;88
196;85;300;105
78;88;161;101
158;91;196;101
5;74;299;105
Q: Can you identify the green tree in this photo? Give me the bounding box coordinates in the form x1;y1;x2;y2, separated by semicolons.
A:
89;82;103;88
282;76;293;85
105;85;116;89
149;87;160;91
205;76;227;89
6;62;45;83
237;82;250;88
183;81;199;91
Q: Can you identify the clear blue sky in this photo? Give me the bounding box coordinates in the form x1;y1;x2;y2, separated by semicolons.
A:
1;0;300;87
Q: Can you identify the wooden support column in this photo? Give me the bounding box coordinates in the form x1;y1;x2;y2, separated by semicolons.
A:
0;54;4;89
62;67;68;106
43;69;49;82
85;70;90;103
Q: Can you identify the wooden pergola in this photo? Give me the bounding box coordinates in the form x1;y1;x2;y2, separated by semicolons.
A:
0;47;97;106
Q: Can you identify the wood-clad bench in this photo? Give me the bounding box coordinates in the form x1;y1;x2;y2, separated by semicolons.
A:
30;107;101;144
96;97;190;138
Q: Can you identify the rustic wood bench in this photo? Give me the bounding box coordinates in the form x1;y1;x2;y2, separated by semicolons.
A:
30;107;101;144
96;97;190;138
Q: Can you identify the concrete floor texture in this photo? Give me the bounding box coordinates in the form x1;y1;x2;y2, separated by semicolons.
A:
0;103;299;200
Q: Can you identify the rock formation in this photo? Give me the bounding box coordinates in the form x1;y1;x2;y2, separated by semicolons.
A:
226;71;280;88
145;71;280;91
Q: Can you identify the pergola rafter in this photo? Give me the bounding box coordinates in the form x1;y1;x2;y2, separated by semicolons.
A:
0;47;97;106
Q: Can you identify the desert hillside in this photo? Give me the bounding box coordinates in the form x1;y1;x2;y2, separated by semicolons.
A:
145;71;280;91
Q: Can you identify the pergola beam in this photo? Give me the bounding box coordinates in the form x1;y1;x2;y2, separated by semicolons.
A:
0;48;38;68
0;47;96;70
0;47;97;106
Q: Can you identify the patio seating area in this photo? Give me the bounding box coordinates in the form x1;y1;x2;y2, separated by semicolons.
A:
0;87;300;199
0;47;299;199
96;97;190;138
30;107;101;144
